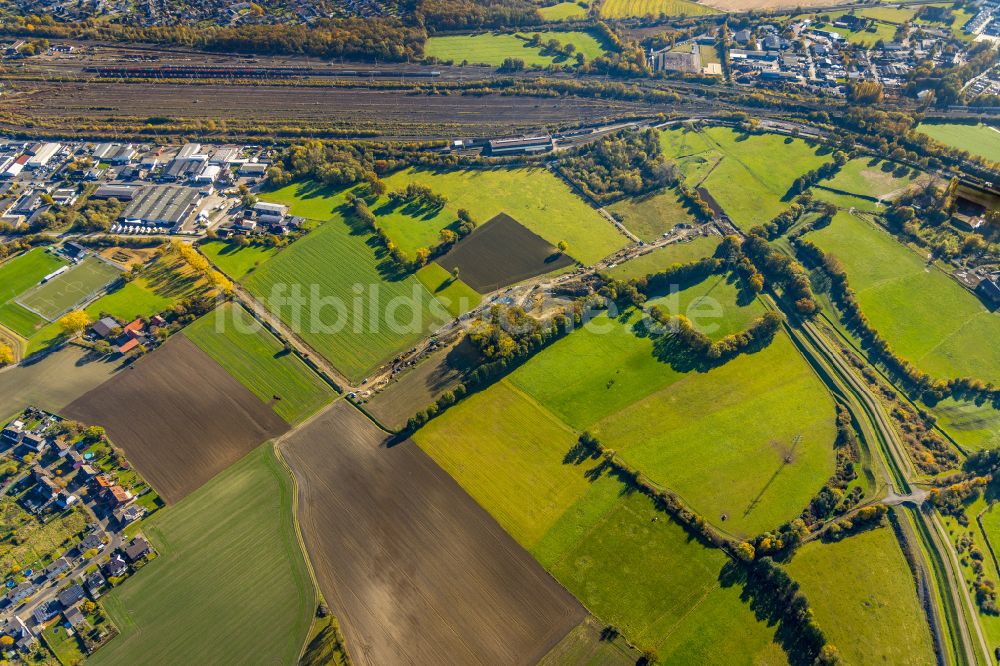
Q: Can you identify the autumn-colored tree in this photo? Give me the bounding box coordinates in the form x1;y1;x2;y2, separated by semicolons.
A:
0;342;13;366
59;310;91;335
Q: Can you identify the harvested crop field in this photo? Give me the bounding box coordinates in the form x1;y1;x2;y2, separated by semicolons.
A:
63;335;289;503
281;400;585;665
436;213;576;293
0;345;121;414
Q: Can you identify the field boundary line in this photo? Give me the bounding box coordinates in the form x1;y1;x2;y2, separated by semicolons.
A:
270;440;342;664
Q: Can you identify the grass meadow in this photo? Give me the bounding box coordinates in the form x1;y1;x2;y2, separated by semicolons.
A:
200;240;280;280
538;1;589;20
420;272;836;537
787;527;935;665
607;187;695;241
818;158;921;201
808;212;1000;383
823;15;899;46
378;167;626;265
916;123;1000;162
184;304;336;424
932;398;1000;451
92;445;314;666
415;262;482;317
697;126;832;228
415;381;783;664
589;333;836;537
414;384;785;661
605;235;719;281
659;124;717;161
599;0;717;18
424;31;605;67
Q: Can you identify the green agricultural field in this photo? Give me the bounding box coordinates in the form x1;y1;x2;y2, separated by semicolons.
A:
590;333;836;537
92;445;314;666
245;186;450;382
184;305;336;424
808;212;1000;384
539;1;588;20
17;257;121;320
378;167;626;265
415;382;785;661
425;31;605;67
788;527;936;665
605;235;719;281
608;187;695;241
200;240;279;280
416;381;584;547
415;263;482;317
537;479;782;662
698;126;832;228
508;276;765;429
940;497;1000;647
917;123;1000;162
818;158;921;201
599;0;716;18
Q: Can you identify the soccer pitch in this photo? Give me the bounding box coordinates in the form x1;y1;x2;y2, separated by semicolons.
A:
17;257;121;320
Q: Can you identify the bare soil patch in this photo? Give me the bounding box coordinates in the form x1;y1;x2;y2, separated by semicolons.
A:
63;335;288;503
281;401;584;665
436;213;576;293
365;337;481;430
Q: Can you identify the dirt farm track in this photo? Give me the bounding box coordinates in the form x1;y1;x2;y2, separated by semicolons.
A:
63;335;289;503
281;400;585;665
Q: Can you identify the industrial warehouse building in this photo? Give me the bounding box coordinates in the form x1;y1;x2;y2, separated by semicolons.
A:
120;185;201;229
484;136;553;156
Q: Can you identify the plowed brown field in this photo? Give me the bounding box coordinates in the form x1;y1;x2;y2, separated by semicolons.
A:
281;400;584;665
436;213;575;293
63;335;288;503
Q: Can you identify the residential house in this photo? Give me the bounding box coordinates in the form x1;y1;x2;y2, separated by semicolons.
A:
976;277;1000;309
32;601;60;624
57;584;85;607
113;504;146;526
103;485;132;508
46;557;70;580
84;570;106;599
7;582;35;605
123;536;150;563
2;420;24;443
79;531;106;553
91;316;121;339
0;616;35;652
64;607;86;628
102;553;127;579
